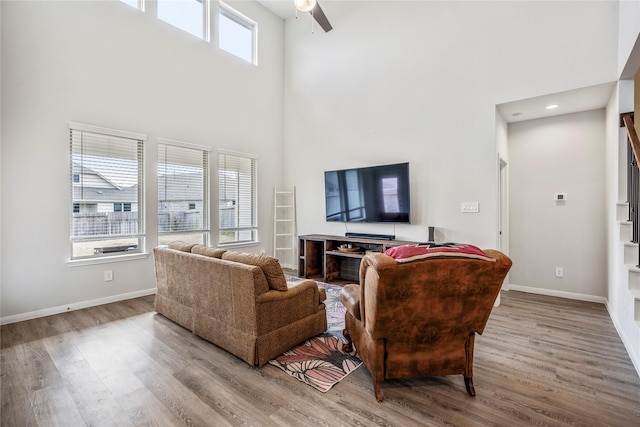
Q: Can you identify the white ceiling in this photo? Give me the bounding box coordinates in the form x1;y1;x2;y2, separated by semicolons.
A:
257;0;296;19
497;82;617;123
257;1;618;125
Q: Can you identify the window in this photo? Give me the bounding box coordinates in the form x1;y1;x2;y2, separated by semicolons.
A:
120;0;144;11
113;202;132;212
219;151;257;245
219;2;256;64
157;0;209;40
70;123;146;259
158;140;210;246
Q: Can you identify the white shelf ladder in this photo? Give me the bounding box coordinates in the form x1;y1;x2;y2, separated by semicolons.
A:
273;187;297;270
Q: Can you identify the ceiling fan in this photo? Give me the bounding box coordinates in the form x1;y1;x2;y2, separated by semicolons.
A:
294;0;333;32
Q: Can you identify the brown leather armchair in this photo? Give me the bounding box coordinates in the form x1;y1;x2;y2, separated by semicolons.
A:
339;249;512;402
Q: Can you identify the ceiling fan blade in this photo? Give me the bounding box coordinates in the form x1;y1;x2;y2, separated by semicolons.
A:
311;2;333;32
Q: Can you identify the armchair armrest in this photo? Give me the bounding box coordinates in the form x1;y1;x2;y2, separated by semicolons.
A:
339;284;361;320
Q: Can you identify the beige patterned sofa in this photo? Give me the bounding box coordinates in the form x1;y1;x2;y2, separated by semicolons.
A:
153;241;327;367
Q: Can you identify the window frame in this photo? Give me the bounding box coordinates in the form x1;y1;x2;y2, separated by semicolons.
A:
218;1;257;65
68;122;147;265
156;0;210;42
157;138;211;247
218;150;258;247
119;0;145;12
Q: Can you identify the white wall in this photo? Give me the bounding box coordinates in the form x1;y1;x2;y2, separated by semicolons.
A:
0;0;284;320
619;0;640;78
509;110;607;299
606;80;640;372
283;1;618;247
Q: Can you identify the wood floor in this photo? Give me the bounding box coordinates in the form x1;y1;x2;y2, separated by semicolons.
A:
2;290;640;426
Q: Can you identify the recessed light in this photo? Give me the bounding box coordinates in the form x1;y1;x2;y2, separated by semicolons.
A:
546;104;559;110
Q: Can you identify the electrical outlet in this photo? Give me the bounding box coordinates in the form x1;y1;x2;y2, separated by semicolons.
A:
104;270;113;282
555;267;563;278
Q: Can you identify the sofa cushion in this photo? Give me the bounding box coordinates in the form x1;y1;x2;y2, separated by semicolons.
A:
384;243;495;263
168;241;198;252
191;244;227;258
222;252;288;291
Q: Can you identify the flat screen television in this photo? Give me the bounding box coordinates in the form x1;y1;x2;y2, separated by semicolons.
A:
324;162;411;223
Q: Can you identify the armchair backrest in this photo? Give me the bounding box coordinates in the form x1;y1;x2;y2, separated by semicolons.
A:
358;250;512;342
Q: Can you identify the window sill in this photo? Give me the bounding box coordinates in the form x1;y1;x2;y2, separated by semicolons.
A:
67;252;149;267
217;242;259;250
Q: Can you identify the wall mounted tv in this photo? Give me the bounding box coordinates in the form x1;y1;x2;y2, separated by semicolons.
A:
324;162;411;223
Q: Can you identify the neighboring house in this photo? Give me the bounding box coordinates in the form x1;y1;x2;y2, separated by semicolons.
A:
158;171;205;232
72;162;138;215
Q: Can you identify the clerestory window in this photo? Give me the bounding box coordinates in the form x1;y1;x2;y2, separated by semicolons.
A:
219;2;256;64
157;0;209;41
120;0;144;11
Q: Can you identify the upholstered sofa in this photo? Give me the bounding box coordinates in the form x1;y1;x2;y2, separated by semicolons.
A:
153;241;327;367
339;246;512;401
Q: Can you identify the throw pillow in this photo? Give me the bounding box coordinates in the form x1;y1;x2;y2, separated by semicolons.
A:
385;243;495;263
168;241;197;252
191;244;227;258
222;252;288;291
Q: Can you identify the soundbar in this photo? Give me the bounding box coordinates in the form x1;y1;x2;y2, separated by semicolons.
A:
345;232;395;240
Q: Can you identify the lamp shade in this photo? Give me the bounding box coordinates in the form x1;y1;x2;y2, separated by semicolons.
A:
294;0;317;13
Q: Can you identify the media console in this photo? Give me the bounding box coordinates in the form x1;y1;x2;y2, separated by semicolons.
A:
298;234;416;284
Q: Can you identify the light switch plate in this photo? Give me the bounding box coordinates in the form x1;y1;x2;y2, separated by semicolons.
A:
461;202;479;213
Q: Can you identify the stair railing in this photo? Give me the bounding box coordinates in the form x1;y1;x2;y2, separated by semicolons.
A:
623;113;640;266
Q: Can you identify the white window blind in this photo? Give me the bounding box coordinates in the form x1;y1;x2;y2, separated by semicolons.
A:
219;152;257;244
158;141;209;246
70;123;146;259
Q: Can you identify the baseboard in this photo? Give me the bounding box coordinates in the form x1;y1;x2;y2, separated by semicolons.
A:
507;284;639;377
0;288;157;325
605;301;640;379
507;283;607;304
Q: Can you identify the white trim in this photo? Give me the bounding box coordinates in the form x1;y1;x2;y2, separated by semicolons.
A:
217;241;259;250
218;1;258;65
0;288;157;325
202;0;211;43
69;122;147;141
157;138;212;152
507;283;607;304
67;252;149;267
605;300;640;378
218;147;259;160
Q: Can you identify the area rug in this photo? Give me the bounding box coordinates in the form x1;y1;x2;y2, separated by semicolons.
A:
268;278;362;393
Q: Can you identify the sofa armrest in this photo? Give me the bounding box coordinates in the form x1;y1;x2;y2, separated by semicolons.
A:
256;280;325;304
339;284;361;321
255;280;326;334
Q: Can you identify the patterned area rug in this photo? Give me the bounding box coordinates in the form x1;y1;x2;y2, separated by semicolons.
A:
268;278;362;392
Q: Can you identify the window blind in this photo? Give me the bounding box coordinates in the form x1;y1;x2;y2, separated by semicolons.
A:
218;152;257;244
69;123;145;259
158;142;209;245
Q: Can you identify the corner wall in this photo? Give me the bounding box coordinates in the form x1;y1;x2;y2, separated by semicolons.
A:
0;1;284;320
508;110;607;299
283;1;617;249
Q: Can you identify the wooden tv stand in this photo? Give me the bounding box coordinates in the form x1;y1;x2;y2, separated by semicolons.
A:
297;234;416;284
